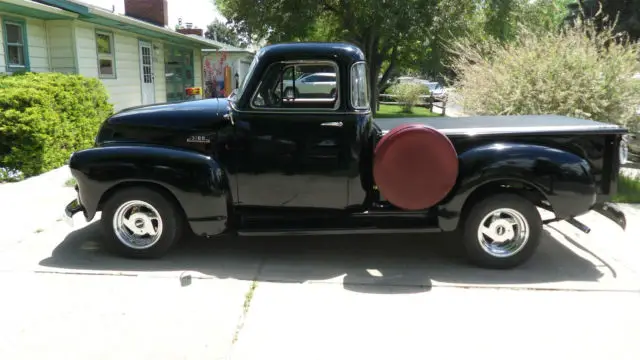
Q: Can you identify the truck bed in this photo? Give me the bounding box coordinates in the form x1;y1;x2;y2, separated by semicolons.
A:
374;115;627;137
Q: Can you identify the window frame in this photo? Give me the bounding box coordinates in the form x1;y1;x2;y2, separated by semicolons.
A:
249;59;341;112
2;17;30;73
350;61;370;110
95;30;117;79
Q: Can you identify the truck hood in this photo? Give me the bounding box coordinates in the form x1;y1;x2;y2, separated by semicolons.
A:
95;98;233;151
106;98;230;131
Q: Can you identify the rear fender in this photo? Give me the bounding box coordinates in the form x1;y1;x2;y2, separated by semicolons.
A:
68;145;231;236
438;142;597;231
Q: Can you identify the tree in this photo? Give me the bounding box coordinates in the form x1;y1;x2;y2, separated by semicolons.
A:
564;0;640;42
216;0;438;114
451;20;640;129
205;19;249;47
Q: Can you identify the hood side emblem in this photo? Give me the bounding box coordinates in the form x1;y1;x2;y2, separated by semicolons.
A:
187;135;211;144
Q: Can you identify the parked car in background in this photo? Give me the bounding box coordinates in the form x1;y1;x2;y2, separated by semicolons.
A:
281;72;337;98
426;81;446;98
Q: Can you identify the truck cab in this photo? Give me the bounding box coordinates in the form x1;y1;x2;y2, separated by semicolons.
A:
225;43;374;212
64;42;628;269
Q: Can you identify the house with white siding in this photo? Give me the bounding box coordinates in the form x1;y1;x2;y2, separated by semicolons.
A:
0;0;238;112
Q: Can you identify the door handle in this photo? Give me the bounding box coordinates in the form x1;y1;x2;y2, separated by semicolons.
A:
321;121;343;127
223;112;235;126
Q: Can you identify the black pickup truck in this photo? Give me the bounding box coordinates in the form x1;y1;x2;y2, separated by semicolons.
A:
64;42;628;269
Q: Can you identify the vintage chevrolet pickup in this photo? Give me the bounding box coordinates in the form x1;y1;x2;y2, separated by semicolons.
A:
64;42;628;269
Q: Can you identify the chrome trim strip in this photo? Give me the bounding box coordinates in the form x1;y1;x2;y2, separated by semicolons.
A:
380;124;627;136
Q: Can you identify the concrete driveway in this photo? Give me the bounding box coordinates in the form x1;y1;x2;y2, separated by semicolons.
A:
1;167;640;359
0;208;639;359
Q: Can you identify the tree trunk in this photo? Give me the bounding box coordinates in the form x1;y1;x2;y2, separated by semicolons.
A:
369;61;380;115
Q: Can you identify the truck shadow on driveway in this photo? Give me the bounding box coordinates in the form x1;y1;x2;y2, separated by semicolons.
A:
38;222;611;294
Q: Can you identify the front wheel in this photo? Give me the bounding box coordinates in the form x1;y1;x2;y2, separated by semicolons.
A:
461;193;542;269
100;187;184;259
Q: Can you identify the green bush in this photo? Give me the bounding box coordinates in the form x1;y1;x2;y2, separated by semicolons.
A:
0;72;113;181
451;20;640;129
388;82;430;113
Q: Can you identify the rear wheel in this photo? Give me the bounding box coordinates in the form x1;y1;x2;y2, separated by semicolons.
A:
461;194;542;269
100;187;184;259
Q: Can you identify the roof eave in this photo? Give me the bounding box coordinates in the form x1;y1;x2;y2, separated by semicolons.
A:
1;0;79;19
86;7;222;48
202;48;255;55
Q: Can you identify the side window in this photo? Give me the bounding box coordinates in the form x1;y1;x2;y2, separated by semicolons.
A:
96;31;116;79
252;61;339;110
301;75;318;83
3;19;29;72
351;62;370;109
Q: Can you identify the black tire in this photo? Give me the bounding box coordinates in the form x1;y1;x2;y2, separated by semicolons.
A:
461;193;542;269
100;186;184;259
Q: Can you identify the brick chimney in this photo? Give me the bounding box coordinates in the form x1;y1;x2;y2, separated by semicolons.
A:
176;22;204;37
124;0;168;27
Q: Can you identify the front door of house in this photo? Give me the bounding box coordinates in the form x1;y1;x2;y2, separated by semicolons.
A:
139;41;155;105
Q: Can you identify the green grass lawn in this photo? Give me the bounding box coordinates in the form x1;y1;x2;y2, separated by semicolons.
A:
613;173;640;203
375;104;442;118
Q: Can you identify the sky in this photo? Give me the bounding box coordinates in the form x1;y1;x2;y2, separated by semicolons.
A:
79;0;226;30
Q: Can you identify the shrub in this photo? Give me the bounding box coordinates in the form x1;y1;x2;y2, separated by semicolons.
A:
613;172;640;203
388;82;430;113
450;20;640;129
0;72;113;181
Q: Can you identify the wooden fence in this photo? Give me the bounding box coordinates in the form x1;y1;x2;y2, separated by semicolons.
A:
378;93;448;115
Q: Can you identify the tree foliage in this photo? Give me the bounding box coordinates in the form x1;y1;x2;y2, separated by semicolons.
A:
399;0;574;82
205;19;249;47
564;0;640;42
451;20;640;129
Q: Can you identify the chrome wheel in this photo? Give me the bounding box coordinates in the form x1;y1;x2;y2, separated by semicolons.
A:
477;208;530;258
112;200;163;250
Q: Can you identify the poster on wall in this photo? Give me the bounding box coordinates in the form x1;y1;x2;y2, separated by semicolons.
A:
204;53;230;98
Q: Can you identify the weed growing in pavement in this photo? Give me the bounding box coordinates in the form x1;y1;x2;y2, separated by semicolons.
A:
232;280;259;345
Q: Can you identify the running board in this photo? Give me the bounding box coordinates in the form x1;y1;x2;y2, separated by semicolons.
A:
237;227;442;237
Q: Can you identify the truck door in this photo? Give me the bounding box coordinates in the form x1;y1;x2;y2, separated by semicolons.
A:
232;60;352;210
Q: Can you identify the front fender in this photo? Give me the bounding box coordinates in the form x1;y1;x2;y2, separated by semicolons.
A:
68;144;231;236
438;142;597;231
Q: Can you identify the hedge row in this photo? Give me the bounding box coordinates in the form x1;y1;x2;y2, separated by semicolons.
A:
0;72;113;181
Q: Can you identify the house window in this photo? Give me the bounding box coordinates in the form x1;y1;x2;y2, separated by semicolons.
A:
96;31;116;78
3;19;29;72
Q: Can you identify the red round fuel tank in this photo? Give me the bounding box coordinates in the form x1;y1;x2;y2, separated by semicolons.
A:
373;123;459;210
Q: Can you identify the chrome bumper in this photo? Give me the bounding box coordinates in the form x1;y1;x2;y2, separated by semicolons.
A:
592;202;627;230
63;198;84;227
